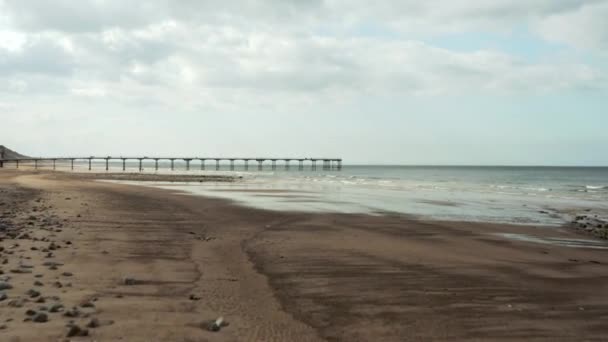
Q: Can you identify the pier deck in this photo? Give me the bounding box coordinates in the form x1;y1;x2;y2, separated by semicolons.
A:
0;156;343;172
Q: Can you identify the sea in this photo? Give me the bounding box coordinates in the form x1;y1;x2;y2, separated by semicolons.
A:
14;160;608;226
114;164;608;226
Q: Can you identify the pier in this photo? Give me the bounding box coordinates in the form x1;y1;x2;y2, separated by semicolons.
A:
0;156;343;172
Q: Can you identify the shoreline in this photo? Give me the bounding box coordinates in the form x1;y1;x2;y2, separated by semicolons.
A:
1;169;608;340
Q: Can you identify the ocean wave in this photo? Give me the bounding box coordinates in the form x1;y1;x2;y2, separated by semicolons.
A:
490;185;550;192
586;185;606;190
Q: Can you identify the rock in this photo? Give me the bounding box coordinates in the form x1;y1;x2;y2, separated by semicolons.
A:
33;312;48;323
63;307;80;318
61;272;73;277
86;318;100;328
53;281;63;288
189;294;201;301
35;297;45;303
26;289;41;298
39;306;48;311
43;261;62;267
34;281;43;286
206;316;229;332
8;298;25;307
10;268;32;274
25;309;37;316
80;301;95;308
0;281;12;290
123;277;137;285
0;292;7;301
67;325;88;337
50;303;64;312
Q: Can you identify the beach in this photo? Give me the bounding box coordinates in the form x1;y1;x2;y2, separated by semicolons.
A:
1;169;608;341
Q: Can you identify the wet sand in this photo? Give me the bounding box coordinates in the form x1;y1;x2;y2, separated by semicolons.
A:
1;169;608;341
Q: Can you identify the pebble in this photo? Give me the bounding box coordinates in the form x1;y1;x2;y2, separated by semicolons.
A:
0;292;7;301
26;289;41;298
0;281;12;290
80;301;95;308
33;312;48;323
34;280;44;286
123;277;137;285
42;261;63;267
8;298;25;307
10;268;32;274
50;303;64;312
62;272;73;277
64;307;80;318
206;316;229;332
26;309;37;316
86;318;100;328
67;324;89;337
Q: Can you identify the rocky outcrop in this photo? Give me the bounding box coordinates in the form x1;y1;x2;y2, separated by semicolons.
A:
572;214;608;239
0;146;28;160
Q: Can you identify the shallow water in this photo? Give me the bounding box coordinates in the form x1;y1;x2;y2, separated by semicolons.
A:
94;164;608;226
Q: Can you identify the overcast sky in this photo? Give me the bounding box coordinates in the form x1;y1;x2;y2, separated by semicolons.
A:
1;1;607;165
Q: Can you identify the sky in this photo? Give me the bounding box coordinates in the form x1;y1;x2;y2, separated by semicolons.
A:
0;0;607;165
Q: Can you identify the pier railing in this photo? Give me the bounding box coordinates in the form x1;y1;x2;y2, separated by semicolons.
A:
0;157;343;172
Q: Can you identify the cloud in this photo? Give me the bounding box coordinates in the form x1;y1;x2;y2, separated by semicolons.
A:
0;33;75;76
536;1;608;51
0;1;605;117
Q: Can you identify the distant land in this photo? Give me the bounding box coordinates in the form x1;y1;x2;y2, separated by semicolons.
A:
0;145;28;159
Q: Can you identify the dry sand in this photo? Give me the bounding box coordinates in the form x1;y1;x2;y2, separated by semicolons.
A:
1;169;607;341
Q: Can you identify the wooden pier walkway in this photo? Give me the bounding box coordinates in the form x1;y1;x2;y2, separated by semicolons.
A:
0;156;343;172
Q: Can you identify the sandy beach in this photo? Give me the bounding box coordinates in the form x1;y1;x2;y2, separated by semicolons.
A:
1;169;608;341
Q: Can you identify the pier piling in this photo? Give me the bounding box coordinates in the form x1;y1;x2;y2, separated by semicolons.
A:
1;156;342;173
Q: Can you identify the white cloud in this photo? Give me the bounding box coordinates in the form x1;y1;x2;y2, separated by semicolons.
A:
0;0;606;163
536;1;608;51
